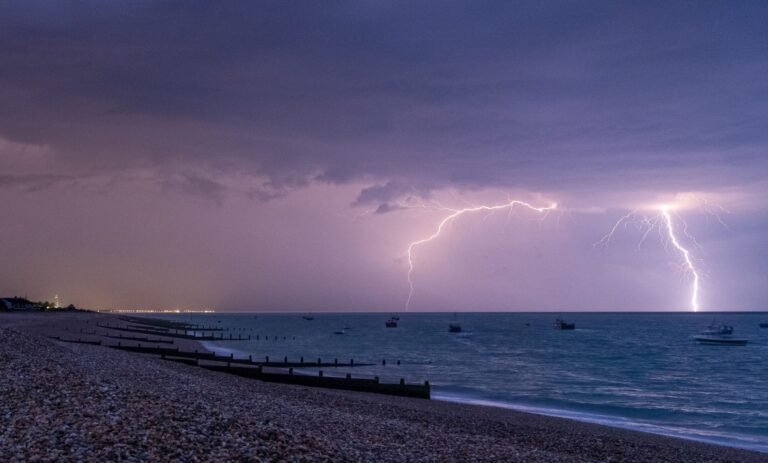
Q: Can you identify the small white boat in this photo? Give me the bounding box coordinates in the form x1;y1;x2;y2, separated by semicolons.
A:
694;335;748;346
700;323;733;335
694;323;747;345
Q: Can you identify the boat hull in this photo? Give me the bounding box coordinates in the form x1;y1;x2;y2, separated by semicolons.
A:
694;336;748;346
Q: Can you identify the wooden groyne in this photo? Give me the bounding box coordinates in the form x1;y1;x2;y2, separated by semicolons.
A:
108;344;374;368
198;363;430;399
117;316;197;330
49;335;429;399
96;324;250;341
102;334;175;344
49;337;102;346
118;316;229;332
127;324;169;332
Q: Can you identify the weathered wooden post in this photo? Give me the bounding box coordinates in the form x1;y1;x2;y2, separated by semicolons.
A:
289;367;293;375
284;356;288;364
334;358;338;366
374;376;379;383
265;355;270;363
300;356;304;365
400;378;405;385
319;370;324;377
346;373;351;379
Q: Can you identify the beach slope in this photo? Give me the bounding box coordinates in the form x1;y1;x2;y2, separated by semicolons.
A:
0;314;763;462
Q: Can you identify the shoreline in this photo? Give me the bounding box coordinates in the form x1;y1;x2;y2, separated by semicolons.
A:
432;392;768;454
2;311;765;462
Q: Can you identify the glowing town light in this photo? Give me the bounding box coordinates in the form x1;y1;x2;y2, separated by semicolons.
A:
405;200;557;311
596;205;702;312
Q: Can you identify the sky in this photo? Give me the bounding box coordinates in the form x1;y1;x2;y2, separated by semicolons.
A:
1;1;767;312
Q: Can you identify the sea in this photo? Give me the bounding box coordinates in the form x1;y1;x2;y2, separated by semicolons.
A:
153;311;768;453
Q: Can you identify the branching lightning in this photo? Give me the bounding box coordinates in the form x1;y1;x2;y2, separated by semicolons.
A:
405;200;557;311
595;204;703;312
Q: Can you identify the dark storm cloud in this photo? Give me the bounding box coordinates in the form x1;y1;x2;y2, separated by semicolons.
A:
1;1;767;202
353;180;433;207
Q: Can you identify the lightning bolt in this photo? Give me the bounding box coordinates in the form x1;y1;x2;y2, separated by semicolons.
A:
405;200;557;311
596;205;702;312
660;208;700;312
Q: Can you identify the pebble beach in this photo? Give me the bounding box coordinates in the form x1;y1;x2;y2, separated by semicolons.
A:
1;312;764;462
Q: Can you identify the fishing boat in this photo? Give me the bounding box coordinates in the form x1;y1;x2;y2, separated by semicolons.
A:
759;322;768;328
694;324;747;345
448;313;462;333
334;329;345;335
694;334;748;346
554;317;575;330
302;314;314;321
700;323;733;335
385;318;398;328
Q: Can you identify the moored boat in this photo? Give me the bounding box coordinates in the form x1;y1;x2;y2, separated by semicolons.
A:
694;335;748;346
694;323;747;345
701;323;733;335
449;321;462;333
385;318;398;328
554;318;575;330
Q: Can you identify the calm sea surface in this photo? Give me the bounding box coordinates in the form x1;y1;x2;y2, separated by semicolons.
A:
154;312;768;452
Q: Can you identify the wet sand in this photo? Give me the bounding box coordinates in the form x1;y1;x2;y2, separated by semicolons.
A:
1;312;764;462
